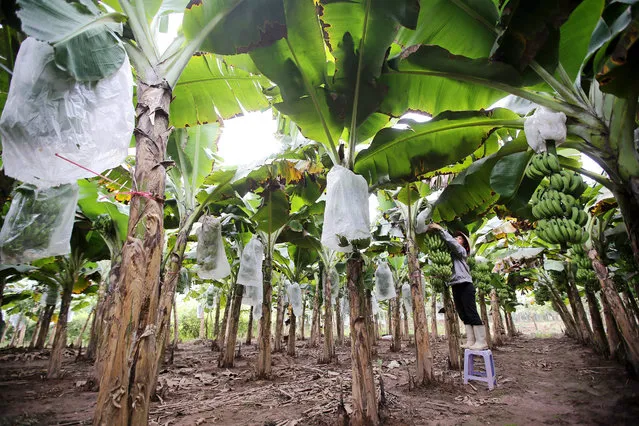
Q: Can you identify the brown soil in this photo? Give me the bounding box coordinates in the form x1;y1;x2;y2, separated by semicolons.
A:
1;335;638;425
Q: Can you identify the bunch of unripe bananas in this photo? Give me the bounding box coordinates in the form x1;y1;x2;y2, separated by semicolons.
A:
423;233;452;292
569;245;598;291
527;152;588;245
470;260;492;291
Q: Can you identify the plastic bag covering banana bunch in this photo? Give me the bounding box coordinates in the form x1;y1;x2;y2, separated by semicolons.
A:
324;268;340;304
197;303;205;319
374;262;397;301
321;166;371;253
286;282;303;317
41;286;58;307
401;283;412;312
523;106;566;153
237;237;264;287
341;293;350;319
0;38;134;188
242;284;263;320
371;293;380;316
0;183;78;264
196;216;231;280
205;285;217;308
415;206;432;234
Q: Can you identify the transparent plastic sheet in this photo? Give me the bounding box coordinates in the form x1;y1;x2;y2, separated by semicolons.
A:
196;215;231;280
401;283;412;312
0;38;135;188
329;268;340;304
374;262;396;301
237;237;264;287
0;184;79;264
286;282;303;317
321;166;371;253
523;106;567;153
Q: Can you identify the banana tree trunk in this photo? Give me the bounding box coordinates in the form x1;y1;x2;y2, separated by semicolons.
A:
589;249;639;375
366;290;377;352
86;276;109;360
256;255;272;378
600;290;625;361
613;184;639;266
300;297;306;340
402;301;410;339
310;282;321;347
0;278;4;339
408;240;434;383
75;308;95;350
16;323;27;347
216;288;232;350
287;311;297;356
442;287;462;370
430;293;438;338
490;289;506;346
274;282;285;352
30;310;43;349
48;281;73;378
621;287;639;327
35;304;55;349
566;265;593;345
335;296;344;346
169;296;179;363
347;255;378;426
213;295;222;339
246;308;254;345
94;82;171;426
386;301;391;335
320;269;336;364
478;291;493;348
390;296;401;352
585;288;609;356
505;311;516;338
221;284;244;367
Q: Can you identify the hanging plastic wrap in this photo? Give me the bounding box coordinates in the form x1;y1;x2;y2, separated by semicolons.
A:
0;184;79;264
237;237;264;287
0;38;135;188
242;284;263;319
197;303;205;319
401;283;412;311
415;206;432;234
523;106;567;153
286;282;303;317
196;215;231;280
321;166;371;253
371;293;379;316
40;286;59;307
374;262;396;301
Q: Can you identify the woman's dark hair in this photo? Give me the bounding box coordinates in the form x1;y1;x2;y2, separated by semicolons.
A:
453;231;471;254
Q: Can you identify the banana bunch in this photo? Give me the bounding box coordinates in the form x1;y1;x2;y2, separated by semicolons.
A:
549;170;587;197
423;233;446;252
470;261;492;293
536;218;587;245
525;152;562;179
177;267;191;293
424;233;452;292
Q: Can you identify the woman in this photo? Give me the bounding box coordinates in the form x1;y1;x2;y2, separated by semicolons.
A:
426;223;487;350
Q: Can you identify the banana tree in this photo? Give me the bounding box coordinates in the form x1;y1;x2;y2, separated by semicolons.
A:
14;0;287;421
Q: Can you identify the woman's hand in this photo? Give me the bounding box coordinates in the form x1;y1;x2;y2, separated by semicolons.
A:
425;223;443;232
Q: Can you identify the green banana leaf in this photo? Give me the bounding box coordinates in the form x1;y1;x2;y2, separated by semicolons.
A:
183;0;286;55
17;0;126;81
354;108;522;187
171;54;271;128
252;186;290;234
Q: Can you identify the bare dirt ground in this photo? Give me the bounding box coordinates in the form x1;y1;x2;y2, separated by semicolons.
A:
1;333;638;425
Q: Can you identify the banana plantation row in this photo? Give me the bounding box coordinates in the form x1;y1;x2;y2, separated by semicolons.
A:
0;0;638;425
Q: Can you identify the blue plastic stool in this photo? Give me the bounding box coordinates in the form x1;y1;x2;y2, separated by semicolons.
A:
463;349;497;390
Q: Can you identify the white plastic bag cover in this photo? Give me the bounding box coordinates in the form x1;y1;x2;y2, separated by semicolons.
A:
371;293;379;316
196;216;231;280
0;38;134;188
415;206;432;234
237;237;264;287
401;283;412;311
242;284;263;319
321;166;370;253
0;183;79;264
286;282;303;317
374;262;396;301
197;303;205;319
523;106;567;153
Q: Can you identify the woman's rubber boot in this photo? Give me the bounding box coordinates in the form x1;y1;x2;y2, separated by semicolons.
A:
469;325;488;350
460;324;475;349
